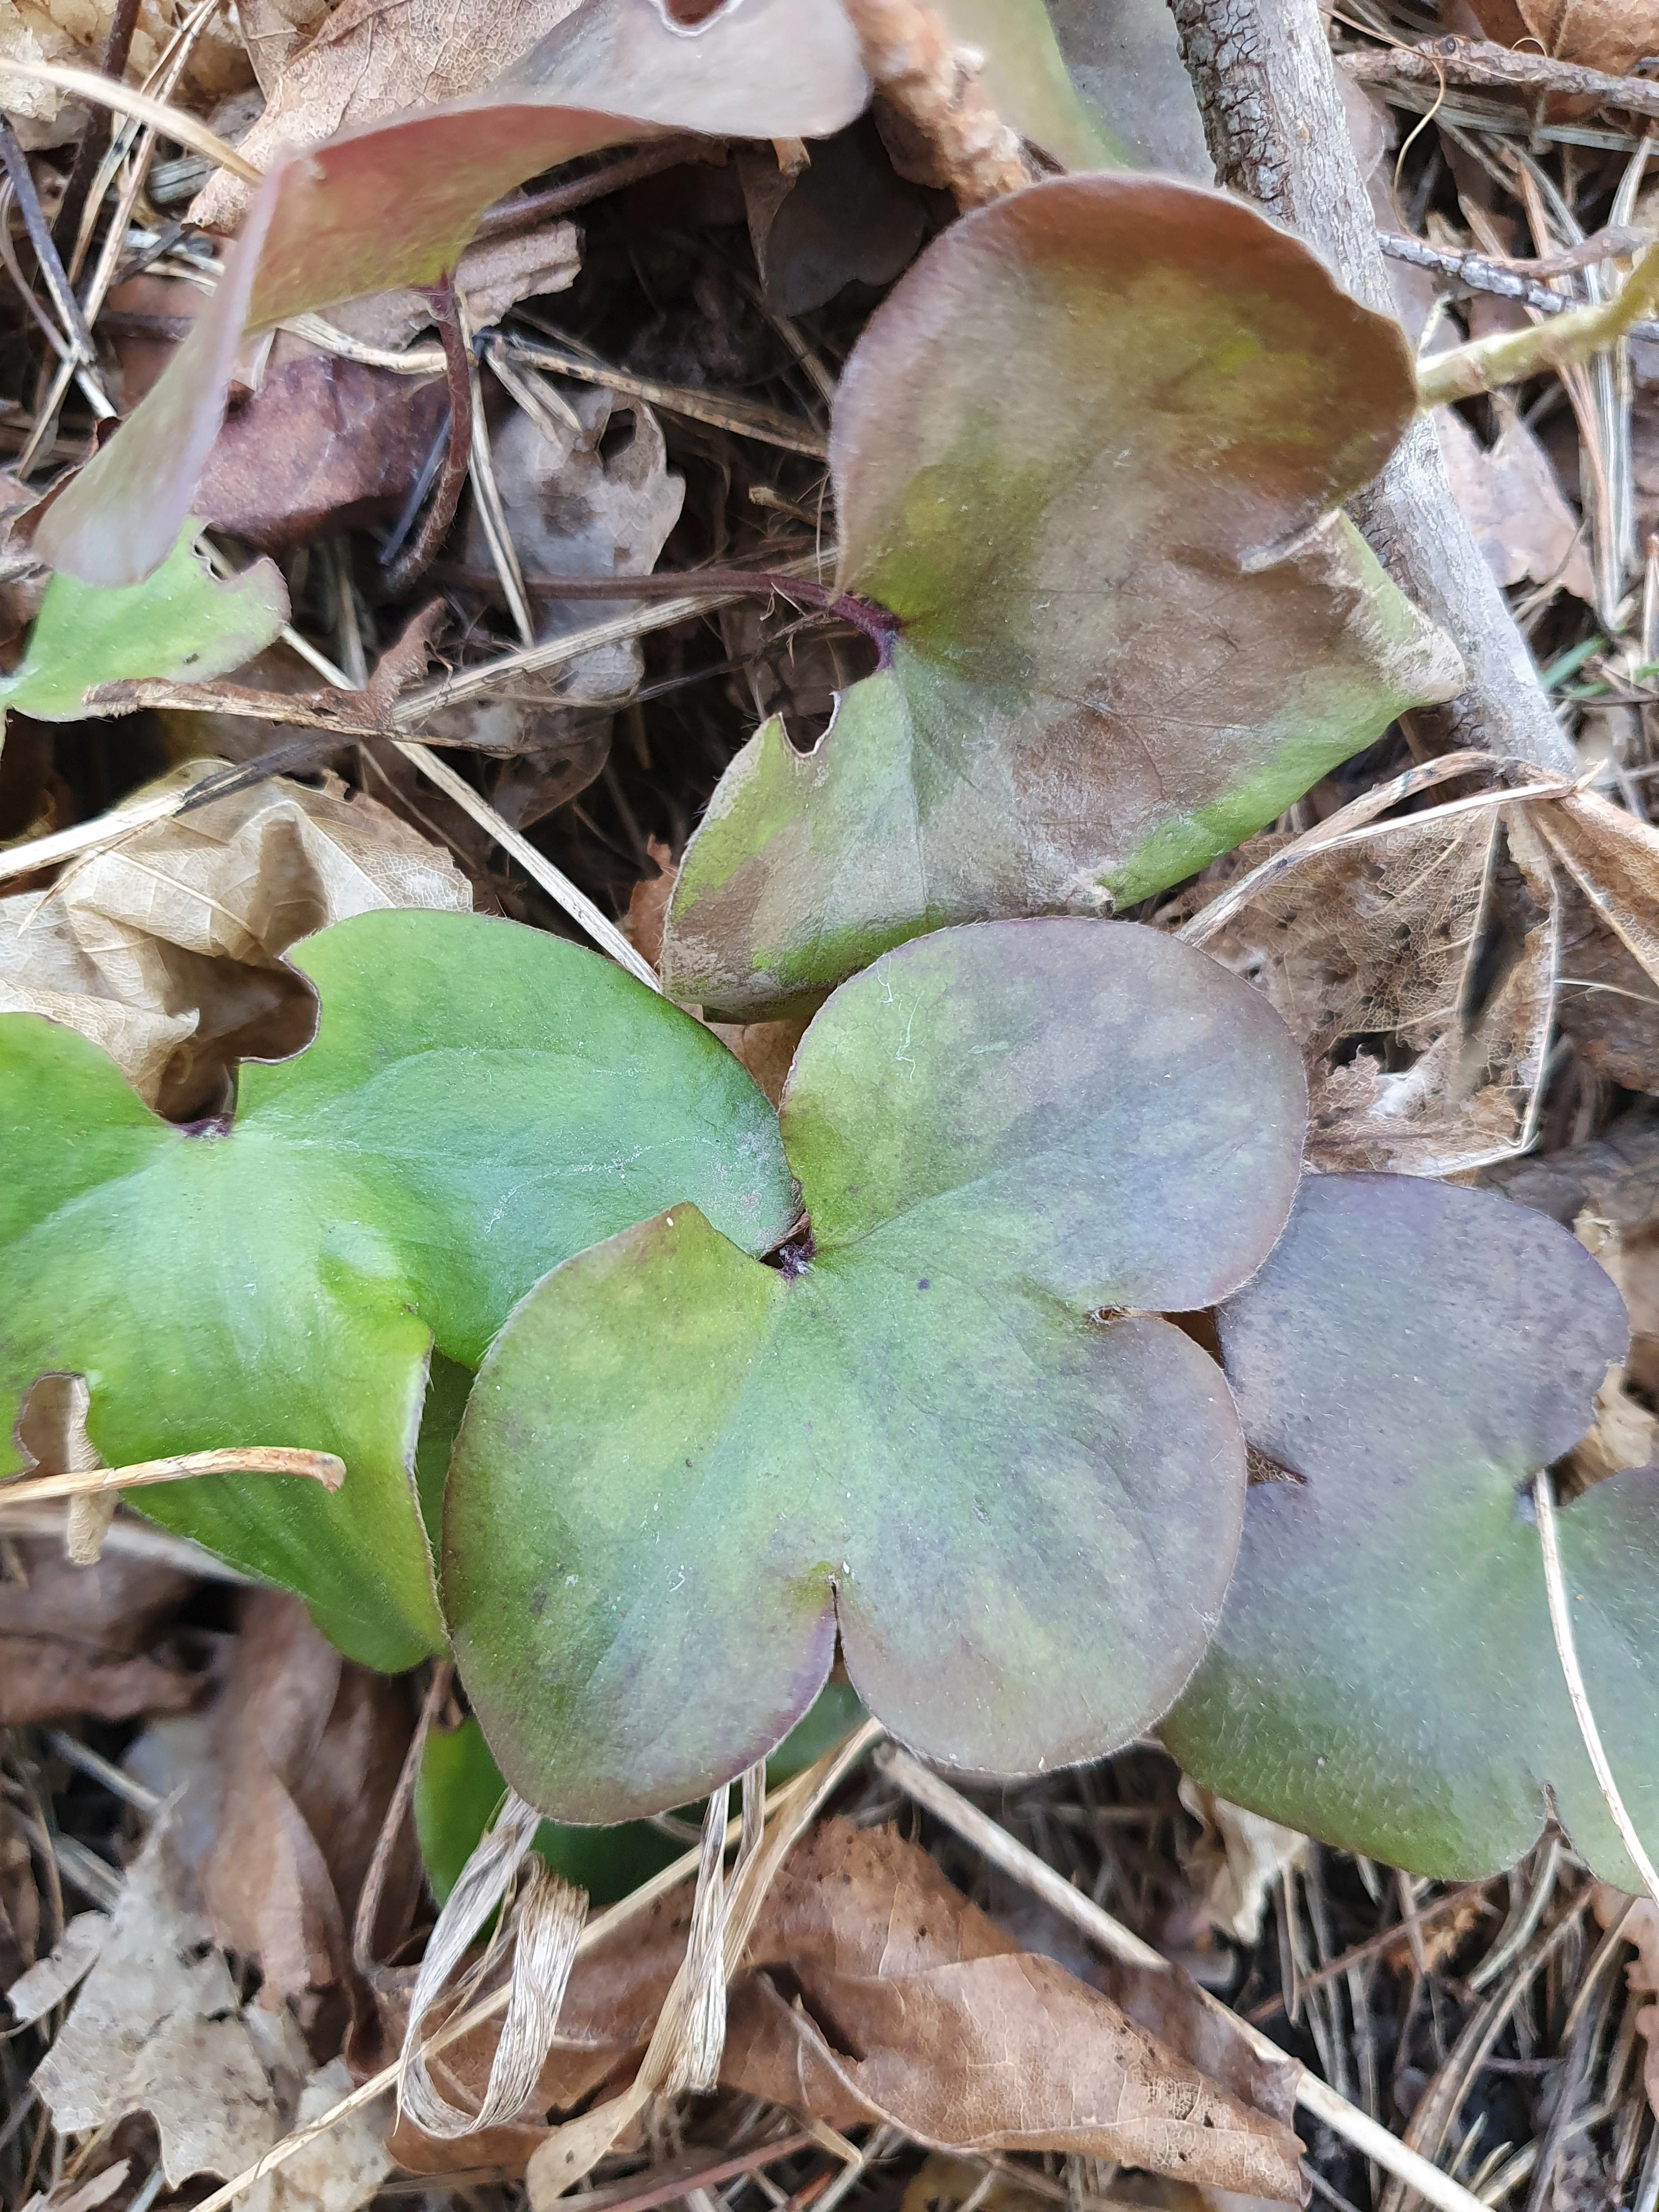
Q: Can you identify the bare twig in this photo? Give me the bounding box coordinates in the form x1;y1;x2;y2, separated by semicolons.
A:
1167;0;1576;775
1378;232;1659;342
0;60;259;180
1342;37;1659;128
1419;246;1659;408
840;0;1031;208
1532;1469;1659;1909
472;138;719;241
0;1447;345;1505
878;1747;1500;2212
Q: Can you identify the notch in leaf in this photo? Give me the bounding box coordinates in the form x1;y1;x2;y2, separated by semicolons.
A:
0;910;794;1669
442;918;1307;1824
660;173;1465;1021
1160;1172;1658;1893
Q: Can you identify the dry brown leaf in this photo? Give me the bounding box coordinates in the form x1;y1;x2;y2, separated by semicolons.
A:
1192;802;1554;1176
6;1911;109;2025
189;0;586;229
1436;400;1594;605
32;1820;279;2185
1175;1784;1308;1948
196;335;449;556
0;0;248;141
383;1822;1304;2198
332;224;581;352
0;761;469;1116
1533;788;1659;1093
1470;0;1659;74
0;1530;207;1725
1593;1885;1659;2120
204;1590;419;2011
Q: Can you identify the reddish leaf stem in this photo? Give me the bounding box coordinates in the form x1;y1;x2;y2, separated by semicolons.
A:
377;272;471;600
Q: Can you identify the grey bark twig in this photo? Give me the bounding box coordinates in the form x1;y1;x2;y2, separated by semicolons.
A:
1165;0;1577;775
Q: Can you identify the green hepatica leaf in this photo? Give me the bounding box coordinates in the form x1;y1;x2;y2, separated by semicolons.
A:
0;910;793;1671
661;174;1465;1020
444;919;1307;1823
1160;1173;1657;1891
930;0;1126;166
0;522;285;719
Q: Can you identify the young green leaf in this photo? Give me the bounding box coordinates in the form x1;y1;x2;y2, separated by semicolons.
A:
443;918;1307;1824
1160;1172;1656;1892
0;910;794;1669
660;174;1464;1020
930;0;1127;167
0;522;286;718
36;0;868;588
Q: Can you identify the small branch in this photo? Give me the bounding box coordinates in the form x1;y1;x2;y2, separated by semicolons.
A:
2;1446;346;1506
840;0;1032;208
1532;1468;1659;1909
1380;229;1659;340
1166;0;1576;776
1341;36;1659;128
879;1746;1497;2212
50;0;144;263
1418;244;1659;408
377;273;470;599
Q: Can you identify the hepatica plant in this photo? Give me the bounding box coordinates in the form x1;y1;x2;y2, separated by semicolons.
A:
2;907;1655;1881
659;172;1464;1020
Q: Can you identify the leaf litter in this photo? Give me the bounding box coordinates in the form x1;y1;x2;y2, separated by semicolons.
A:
5;6;1659;2212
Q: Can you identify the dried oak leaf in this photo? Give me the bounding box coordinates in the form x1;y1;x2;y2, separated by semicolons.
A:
0;763;470;1118
1183;799;1555;1176
390;1820;1305;2198
1437;399;1594;604
202;1589;419;2007
1162;1171;1657;1892
37;0;867;586
31;1821;279;2186
659;174;1463;1020
0;1533;207;1726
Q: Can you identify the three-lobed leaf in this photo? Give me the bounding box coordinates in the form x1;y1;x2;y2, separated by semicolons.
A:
1161;1172;1658;1891
660;174;1464;1020
443;918;1307;1823
0;910;794;1668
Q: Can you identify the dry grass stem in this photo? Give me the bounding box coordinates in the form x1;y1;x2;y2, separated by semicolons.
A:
840;0;1032;209
877;1746;1500;2212
1419;244;1659;408
0;60;259;180
1532;1469;1659;1910
1;1447;345;1504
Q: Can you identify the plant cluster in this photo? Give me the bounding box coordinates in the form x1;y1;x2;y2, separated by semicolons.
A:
2;0;1655;1908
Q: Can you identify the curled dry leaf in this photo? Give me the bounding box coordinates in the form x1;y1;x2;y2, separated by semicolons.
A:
1183;792;1557;1176
446;919;1306;1822
331;223;580;352
31;1820;279;2186
388;1821;1303;2197
202;1590;419;2008
660;174;1463;1019
1175;1783;1307;1947
0;909;795;1668
1162;1172;1657;1892
0;1530;208;1725
1533;786;1659;1094
0;763;470;1118
37;0;868;586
